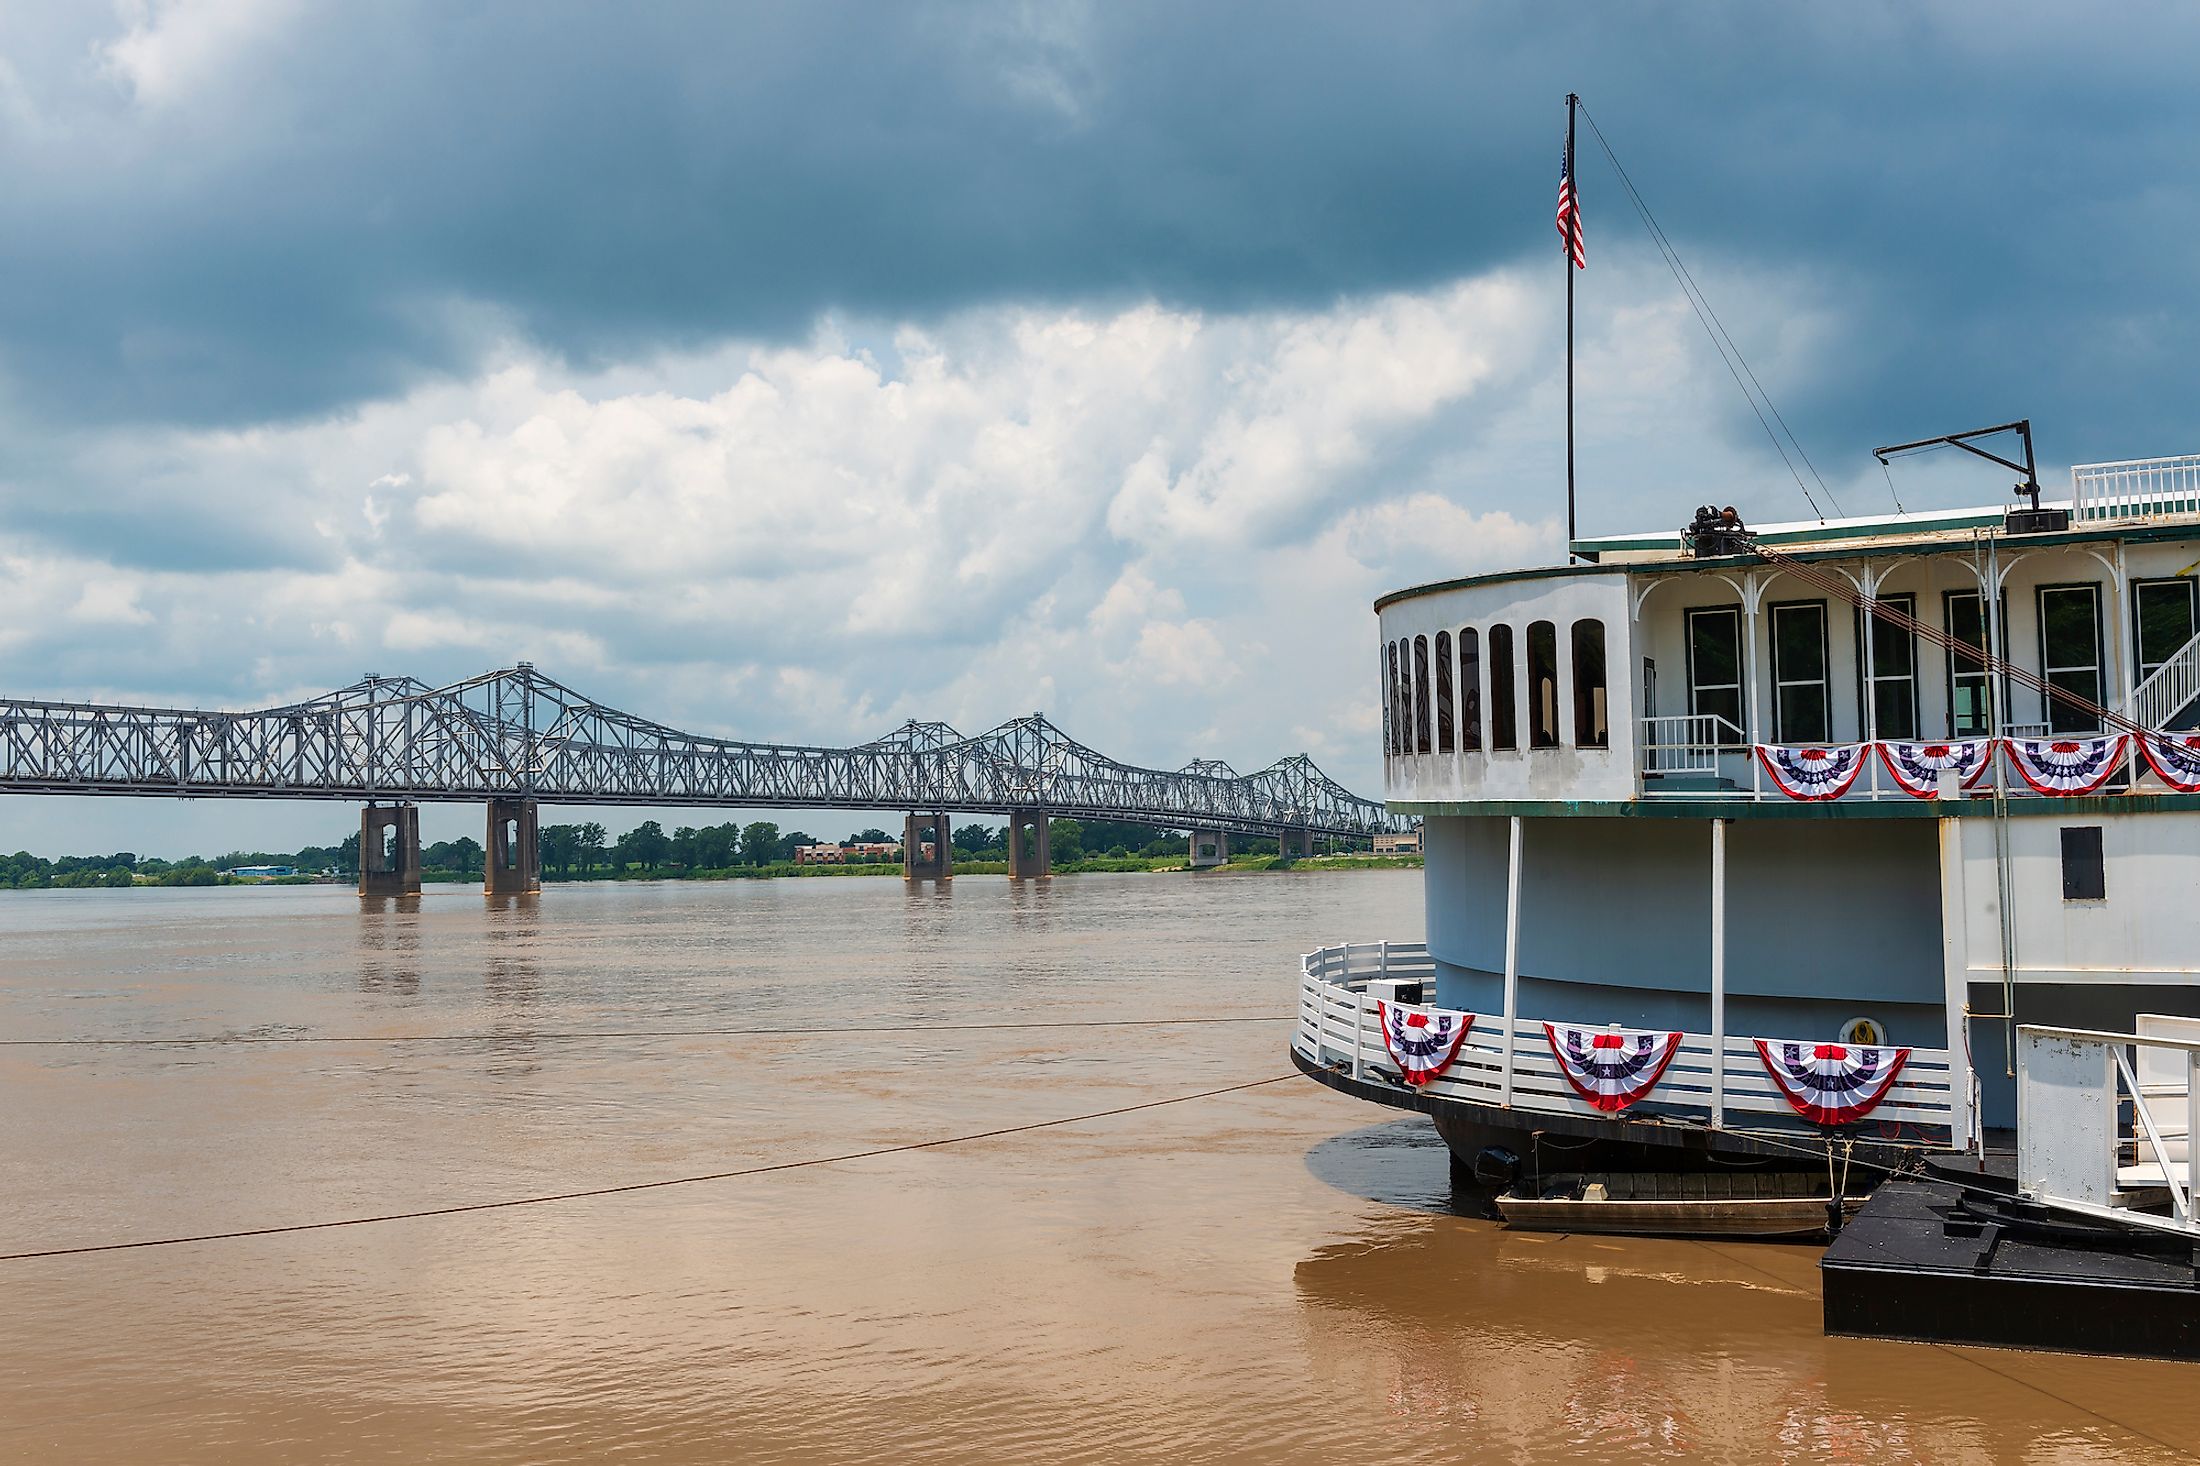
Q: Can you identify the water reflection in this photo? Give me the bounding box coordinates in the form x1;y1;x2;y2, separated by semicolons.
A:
353;895;423;996
1301;1116;1462;1215
481;897;544;1074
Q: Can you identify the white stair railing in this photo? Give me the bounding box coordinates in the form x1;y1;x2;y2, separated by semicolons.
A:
2017;1023;2200;1239
2125;628;2200;734
1638;713;1745;775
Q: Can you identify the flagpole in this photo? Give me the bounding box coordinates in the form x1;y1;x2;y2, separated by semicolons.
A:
1564;91;1578;565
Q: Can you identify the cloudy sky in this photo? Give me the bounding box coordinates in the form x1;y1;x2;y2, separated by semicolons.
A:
3;2;2197;855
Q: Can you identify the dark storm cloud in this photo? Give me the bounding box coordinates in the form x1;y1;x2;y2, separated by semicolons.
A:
2;1;2197;464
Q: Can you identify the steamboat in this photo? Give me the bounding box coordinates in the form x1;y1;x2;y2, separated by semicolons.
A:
1293;443;2200;1215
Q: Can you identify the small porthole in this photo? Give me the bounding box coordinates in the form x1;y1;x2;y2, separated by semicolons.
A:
2060;826;2105;901
1839;1016;1885;1048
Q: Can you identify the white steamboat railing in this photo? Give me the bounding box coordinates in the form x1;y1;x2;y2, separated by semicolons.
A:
1633;724;2154;802
2017;1018;2200;1238
1296;941;1958;1137
1639;713;1743;775
2072;455;2200;523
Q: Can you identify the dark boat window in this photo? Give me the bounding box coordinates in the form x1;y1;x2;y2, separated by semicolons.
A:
1489;625;1518;750
1770;601;1830;743
2061;826;2105;901
1458;629;1482;752
2038;583;2105;734
1380;645;1396;757
2135;578;2198;691
1387;641;1405;755
1434;631;1455;752
1412;634;1432;754
1684;606;1744;743
1527;621;1560;748
1570;619;1608;748
1398;640;1415;754
1856;594;1918;741
1944;589;2009;737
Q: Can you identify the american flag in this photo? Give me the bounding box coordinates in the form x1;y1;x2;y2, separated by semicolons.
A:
1556;144;1584;269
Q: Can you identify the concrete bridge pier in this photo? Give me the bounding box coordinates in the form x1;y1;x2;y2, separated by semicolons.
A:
903;812;952;881
1189;830;1229;869
486;797;541;896
1007;810;1051;879
1276;827;1315;862
359;802;422;897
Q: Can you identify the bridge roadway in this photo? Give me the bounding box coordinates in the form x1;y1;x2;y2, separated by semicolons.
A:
0;664;1408;895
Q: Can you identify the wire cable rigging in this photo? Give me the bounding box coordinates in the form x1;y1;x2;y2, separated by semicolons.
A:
0;1074;1299;1262
1575;102;1844;523
0;1013;1298;1050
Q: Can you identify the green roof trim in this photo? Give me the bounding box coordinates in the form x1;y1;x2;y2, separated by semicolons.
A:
1376;510;2200;612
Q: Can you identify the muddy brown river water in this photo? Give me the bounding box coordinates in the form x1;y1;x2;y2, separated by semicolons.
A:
2;871;2194;1462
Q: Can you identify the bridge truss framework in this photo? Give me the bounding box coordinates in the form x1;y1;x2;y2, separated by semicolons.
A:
0;666;1407;888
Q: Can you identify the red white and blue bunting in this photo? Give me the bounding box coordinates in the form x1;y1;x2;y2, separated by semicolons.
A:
1755;743;1868;801
1378;1001;1475;1087
1750;735;2142;800
1544;1024;1684;1112
1754;1038;1910;1126
2004;734;2128;796
2140;732;2200;793
1876;739;1993;798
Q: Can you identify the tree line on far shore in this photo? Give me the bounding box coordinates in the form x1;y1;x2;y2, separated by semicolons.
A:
0;817;1347;889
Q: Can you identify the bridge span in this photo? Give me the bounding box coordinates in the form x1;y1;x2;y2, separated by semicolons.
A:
0;664;1406;895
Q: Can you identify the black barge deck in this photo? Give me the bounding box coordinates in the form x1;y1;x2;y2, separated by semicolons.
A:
1823;1160;2200;1361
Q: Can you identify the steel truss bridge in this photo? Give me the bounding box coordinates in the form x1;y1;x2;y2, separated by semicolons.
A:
0;664;1404;840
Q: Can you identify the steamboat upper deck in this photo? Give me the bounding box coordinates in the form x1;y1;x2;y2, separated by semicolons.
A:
1376;455;2200;815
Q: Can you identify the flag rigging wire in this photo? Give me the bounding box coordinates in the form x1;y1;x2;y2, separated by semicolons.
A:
1575;100;1842;523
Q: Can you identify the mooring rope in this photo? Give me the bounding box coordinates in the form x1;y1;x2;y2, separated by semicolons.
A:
0;1074;1299;1262
0;1014;1298;1050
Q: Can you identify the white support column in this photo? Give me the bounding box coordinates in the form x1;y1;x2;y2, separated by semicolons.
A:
1501;814;1523;1107
1312;947;1332;1068
2110;548;2133;712
1742;576;1767;747
2187;1051;2198;1221
2107;545;2141;786
1710;817;1728;1127
1860;563;1881;741
1351;985;1366;1082
1936;804;1978;1153
1742;575;1767;797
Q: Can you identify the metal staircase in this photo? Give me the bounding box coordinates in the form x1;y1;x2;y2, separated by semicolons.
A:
2123;628;2200;734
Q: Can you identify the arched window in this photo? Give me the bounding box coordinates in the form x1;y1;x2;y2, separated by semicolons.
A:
1571;619;1609;748
1489;625;1517;750
1387;641;1405;755
1412;635;1433;754
1379;646;1394;757
1459;629;1482;752
1434;631;1455;752
1527;620;1560;748
1390;638;1408;752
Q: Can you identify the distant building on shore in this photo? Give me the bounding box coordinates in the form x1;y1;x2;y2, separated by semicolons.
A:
793;841;902;865
1372;830;1421;856
223;865;298;879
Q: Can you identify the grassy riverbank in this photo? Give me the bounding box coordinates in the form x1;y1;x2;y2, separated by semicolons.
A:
3;844;1417;891
409;852;1422;884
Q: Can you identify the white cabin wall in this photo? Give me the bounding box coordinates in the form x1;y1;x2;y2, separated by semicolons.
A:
1379;573;1634;804
1958;808;2200;986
